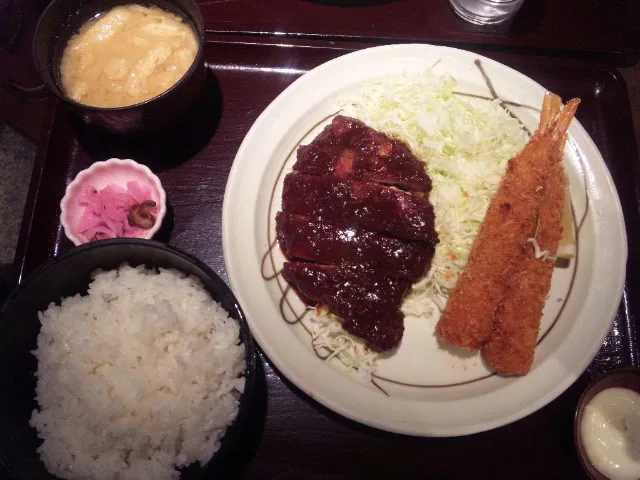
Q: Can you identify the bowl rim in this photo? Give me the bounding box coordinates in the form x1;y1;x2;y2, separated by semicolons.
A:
60;158;168;245
573;366;640;480
0;238;258;476
31;0;206;112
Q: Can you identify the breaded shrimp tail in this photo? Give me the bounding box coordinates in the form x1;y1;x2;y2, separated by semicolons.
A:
483;98;580;375
435;93;579;351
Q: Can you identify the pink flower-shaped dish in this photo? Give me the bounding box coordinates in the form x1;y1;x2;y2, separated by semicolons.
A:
60;159;167;246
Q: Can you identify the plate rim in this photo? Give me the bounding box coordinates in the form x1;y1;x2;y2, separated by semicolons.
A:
222;43;628;436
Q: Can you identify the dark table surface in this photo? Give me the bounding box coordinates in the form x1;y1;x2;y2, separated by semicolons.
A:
8;33;640;478
201;0;640;62
2;0;640;478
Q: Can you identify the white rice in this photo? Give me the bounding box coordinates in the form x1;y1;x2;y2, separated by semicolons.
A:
30;264;246;480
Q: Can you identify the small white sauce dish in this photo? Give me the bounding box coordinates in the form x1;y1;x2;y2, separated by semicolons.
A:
60;158;167;246
575;367;640;480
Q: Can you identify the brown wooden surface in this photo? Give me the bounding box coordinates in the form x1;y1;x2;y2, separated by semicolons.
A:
11;37;640;478
199;0;640;62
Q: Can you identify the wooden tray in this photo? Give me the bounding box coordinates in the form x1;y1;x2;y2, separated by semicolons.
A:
12;37;640;478
199;0;640;62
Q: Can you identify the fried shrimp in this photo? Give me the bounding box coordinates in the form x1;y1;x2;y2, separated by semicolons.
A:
482;161;568;374
435;93;580;354
482;98;579;375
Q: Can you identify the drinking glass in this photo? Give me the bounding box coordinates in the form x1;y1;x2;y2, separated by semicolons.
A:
448;0;524;26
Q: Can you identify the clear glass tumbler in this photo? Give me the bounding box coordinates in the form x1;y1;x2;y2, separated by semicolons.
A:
448;0;524;26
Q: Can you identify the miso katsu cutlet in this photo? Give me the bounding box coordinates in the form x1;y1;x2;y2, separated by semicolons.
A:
278;115;438;351
293;115;432;192
276;212;434;280
281;173;437;244
282;262;412;351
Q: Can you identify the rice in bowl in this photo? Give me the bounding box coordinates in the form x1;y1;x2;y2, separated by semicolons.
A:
29;264;246;480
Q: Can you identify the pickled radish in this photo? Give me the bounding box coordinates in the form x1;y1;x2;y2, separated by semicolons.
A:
76;181;158;241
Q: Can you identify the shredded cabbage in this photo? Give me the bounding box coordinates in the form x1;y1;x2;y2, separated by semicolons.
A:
307;312;377;381
307;71;528;378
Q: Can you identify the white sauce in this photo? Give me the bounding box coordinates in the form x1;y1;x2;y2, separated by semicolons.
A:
581;387;640;480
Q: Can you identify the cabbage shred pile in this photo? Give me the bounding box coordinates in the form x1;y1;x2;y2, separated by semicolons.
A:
307;72;528;378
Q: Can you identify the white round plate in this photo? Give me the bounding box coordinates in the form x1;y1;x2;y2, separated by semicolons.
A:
222;44;627;436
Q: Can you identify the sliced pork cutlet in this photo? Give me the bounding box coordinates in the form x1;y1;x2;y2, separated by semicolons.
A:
294;115;432;193
281;172;437;245
282;262;413;351
276;212;434;281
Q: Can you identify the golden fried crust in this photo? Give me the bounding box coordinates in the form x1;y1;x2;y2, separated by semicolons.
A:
482;162;567;375
435;94;579;357
435;136;555;349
